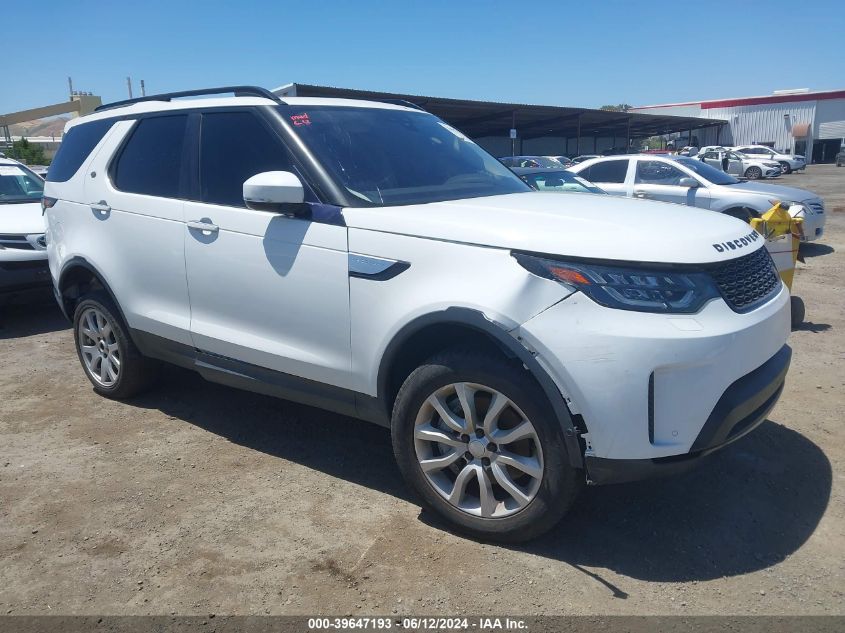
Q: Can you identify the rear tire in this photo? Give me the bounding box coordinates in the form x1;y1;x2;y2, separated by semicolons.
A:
73;291;158;399
391;348;583;542
745;166;763;180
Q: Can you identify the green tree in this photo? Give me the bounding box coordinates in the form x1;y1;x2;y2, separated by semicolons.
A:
599;104;632;112
5;138;49;165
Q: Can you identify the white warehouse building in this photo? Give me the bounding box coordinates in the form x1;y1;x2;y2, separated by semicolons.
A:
631;88;845;164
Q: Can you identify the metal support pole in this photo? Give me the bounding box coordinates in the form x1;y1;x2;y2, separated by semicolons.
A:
67;76;74;100
511;111;516;158
126;77;133;99
140;80;146;97
626;117;631;152
576;115;581;155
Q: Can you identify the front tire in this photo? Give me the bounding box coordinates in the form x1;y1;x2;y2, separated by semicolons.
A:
391;349;582;542
745;166;763;180
73;292;157;399
779;161;792;174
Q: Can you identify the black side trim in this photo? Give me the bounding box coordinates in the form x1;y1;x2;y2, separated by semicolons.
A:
131;329;388;426
376;307;584;469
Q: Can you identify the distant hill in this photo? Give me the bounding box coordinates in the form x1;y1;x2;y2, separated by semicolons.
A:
9;115;70;138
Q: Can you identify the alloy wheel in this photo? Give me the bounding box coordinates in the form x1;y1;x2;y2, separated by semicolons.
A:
413;382;543;518
78;307;121;387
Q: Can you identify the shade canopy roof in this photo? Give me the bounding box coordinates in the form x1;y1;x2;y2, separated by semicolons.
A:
274;83;726;140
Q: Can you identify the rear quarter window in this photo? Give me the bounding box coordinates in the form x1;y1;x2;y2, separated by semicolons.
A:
112;115;188;198
47;119;115;183
582;159;629;184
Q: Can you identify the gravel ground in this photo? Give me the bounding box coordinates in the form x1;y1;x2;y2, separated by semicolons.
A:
1;165;843;616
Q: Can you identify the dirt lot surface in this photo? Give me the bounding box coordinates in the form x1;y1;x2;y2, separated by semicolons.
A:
1;166;843;616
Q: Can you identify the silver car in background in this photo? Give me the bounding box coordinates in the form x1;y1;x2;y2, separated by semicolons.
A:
569;154;825;240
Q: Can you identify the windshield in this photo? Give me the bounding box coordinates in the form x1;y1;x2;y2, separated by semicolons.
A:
674;158;739;185
521;170;605;194
280;106;530;206
0;163;44;204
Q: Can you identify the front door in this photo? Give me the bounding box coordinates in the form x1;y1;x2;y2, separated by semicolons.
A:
632;159;710;208
183;109;352;389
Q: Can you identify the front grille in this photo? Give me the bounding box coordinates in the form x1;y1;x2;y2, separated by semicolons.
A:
0;234;34;250
709;247;780;313
808;201;825;214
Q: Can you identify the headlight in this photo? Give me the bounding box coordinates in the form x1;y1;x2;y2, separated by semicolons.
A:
769;198;801;209
513;253;720;314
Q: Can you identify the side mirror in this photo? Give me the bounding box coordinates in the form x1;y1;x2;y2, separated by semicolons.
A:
679;177;699;188
243;171;307;215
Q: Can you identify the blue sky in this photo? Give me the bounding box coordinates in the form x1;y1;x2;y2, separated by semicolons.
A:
3;0;843;113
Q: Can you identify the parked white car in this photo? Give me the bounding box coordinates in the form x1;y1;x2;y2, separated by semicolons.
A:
732;145;806;174
698;148;782;180
570;154;825;240
0;158;50;301
45;87;791;542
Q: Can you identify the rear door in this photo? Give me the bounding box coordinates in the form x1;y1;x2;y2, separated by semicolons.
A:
577;158;631;197
80;114;193;344
183;108;352;389
632;158;710;208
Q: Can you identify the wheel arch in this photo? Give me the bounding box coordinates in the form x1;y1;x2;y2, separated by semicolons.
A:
57;257;133;339
376;307;584;469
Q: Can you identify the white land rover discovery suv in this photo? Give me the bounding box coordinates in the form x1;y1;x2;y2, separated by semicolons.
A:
45;87;791;542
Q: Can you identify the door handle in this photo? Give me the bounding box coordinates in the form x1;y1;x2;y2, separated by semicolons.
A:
187;220;219;233
633;190;649;198
89;200;111;214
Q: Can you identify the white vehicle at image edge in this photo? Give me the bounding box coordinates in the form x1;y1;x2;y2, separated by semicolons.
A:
569;154;826;241
0;158;50;301
45;86;791;542
732;145;806;174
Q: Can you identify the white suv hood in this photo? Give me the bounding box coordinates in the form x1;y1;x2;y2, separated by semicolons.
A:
344;192;762;264
0;202;46;234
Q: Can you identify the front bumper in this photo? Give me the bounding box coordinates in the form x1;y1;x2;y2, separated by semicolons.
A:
585;344;790;484
0;257;51;296
514;285;790;466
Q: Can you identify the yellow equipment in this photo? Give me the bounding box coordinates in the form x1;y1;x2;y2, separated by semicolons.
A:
750;203;804;327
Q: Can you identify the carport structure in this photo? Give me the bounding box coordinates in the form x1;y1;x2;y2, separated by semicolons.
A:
273;83;725;157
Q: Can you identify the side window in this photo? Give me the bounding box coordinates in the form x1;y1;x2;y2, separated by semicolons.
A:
635;161;686;186
113;115;188;198
583;159;628;184
200;111;292;207
47;119;114;183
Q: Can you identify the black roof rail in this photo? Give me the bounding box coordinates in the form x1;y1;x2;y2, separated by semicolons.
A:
94;85;284;112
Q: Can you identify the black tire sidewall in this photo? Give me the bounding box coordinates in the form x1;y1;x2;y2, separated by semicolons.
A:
72;293;139;398
779;161;791;174
391;351;581;542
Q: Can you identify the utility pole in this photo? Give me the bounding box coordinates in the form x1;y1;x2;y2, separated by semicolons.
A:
68;76;74;99
140;80;146;97
126;77;133;99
